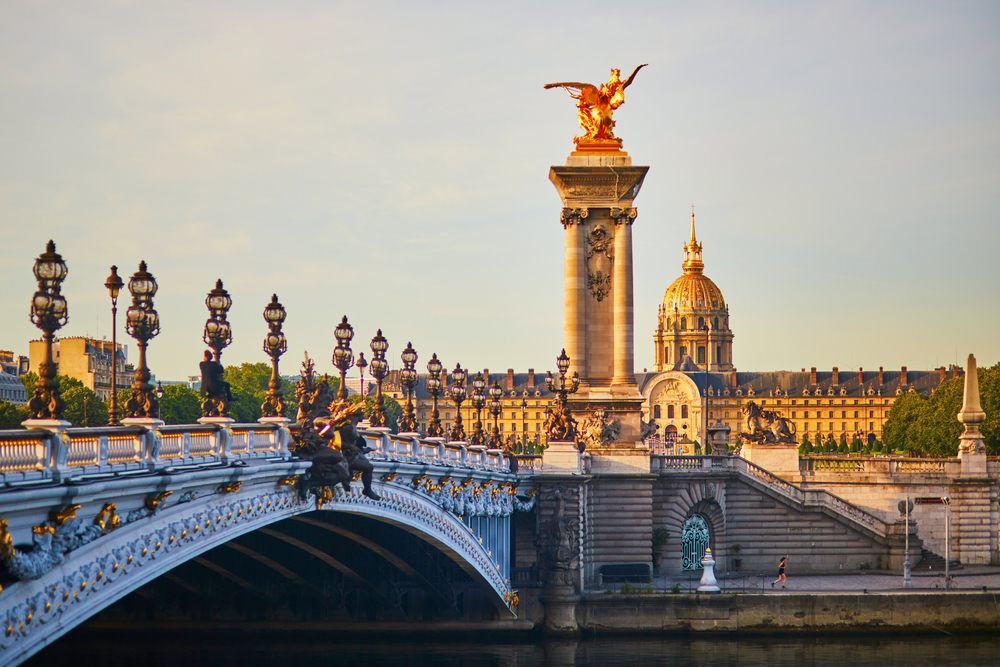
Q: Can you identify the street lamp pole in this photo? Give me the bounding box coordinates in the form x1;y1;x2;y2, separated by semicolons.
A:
368;330;389;428
261;294;288;418
155;381;164;421
399;342;419;434
124;261;161;419
104;266;124;425
426;354;444;438
27;241;70;422
448;364;467;441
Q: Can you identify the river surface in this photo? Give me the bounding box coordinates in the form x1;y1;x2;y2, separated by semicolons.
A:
25;632;1000;666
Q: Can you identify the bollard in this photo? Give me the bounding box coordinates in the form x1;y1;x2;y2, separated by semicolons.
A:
697;547;721;592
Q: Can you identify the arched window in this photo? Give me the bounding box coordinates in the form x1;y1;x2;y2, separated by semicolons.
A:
713;317;719;330
680;345;687;358
445;412;451;420
698;346;706;364
653;405;661;419
682;515;711;570
664;345;670;362
667;404;674;419
666;317;671;329
716;346;722;363
681;405;689;419
680;317;687;330
698;316;705;329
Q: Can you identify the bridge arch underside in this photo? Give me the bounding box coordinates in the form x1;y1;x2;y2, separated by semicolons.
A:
95;511;501;628
0;480;516;665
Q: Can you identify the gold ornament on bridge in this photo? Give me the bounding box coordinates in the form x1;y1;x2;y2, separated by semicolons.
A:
544;64;647;148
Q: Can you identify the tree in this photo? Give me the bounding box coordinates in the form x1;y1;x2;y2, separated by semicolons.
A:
159;384;202;425
62;386;109;427
0;401;29;429
882;363;1000;457
224;362;299;422
347;394;403;433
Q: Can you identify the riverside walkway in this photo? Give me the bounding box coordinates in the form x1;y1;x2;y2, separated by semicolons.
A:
638;565;1000;595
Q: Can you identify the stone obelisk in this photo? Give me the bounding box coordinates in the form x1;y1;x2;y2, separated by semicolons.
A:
548;127;648;471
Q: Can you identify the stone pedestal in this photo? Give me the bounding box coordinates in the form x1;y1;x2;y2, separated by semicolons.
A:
121;417;165;429
550;151;649;468
886;518;922;571
543;442;583;474
740;442;800;478
697;548;721;592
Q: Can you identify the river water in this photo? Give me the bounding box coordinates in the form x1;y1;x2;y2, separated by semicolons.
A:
26;633;1000;666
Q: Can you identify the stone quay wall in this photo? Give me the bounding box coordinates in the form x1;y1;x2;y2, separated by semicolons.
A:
575;592;1000;634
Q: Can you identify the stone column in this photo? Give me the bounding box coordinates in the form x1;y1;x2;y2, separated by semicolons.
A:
612;208;637;386
562;209;588;383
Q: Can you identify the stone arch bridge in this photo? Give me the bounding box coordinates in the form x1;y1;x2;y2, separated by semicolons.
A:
0;421;528;665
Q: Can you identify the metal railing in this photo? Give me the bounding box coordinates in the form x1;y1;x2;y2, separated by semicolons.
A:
0;420;514;484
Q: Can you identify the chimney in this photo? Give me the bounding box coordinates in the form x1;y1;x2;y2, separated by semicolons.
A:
831;367;839;386
483;368;489;384
939;367;946;382
507;368;515;390
810;367;817;385
730;368;737;387
858;367;864;385
442;369;449;387
901;366;908;386
878;366;884;385
949;365;959;379
801;368;805;373
528;368;535;386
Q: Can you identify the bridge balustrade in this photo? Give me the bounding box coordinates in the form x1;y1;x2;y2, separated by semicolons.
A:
800;455;960;477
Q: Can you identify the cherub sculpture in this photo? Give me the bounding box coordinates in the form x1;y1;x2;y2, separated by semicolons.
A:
544;64;647;145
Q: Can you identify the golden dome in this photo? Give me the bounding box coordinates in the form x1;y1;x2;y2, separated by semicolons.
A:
662;273;726;312
661;211;726;313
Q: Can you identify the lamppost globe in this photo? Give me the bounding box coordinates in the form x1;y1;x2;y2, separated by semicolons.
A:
427;354;443;378
33;240;68;291
334;316;354;347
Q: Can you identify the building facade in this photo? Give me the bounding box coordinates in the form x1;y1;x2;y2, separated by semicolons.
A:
28;337;133;401
639;216;956;449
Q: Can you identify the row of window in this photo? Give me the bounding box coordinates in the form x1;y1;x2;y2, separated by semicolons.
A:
715;399;888;407
653;404;689;419
666;316;726;330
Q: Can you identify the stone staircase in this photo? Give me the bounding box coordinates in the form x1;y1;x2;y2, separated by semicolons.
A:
916;547;961;571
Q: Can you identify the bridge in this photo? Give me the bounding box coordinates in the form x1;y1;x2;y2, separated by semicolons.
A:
0;420;528;665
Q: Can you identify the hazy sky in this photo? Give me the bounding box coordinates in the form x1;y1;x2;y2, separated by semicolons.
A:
1;1;998;382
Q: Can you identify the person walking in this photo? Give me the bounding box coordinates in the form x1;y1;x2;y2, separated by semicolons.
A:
772;556;787;588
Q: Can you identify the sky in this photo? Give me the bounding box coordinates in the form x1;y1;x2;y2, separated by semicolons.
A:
1;0;998;382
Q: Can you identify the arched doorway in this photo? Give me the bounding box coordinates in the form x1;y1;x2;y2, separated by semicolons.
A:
681;514;710;570
664;425;678;451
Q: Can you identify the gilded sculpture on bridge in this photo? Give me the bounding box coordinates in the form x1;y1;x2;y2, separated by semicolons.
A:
544;64;647;146
292;355;380;501
741;400;797;444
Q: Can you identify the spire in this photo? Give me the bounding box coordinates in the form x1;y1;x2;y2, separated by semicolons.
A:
682;206;704;274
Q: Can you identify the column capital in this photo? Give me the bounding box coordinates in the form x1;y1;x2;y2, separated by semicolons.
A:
610;207;638;225
560;207;590;228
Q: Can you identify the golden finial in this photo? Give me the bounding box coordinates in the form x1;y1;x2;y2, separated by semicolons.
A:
682;206;704;275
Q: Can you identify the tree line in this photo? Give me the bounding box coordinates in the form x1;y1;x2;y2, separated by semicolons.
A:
0;363;399;431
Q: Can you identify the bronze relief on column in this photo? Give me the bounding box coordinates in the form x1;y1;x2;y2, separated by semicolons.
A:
585;225;614;301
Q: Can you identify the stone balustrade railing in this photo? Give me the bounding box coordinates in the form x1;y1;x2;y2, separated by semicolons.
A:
801;455;961;477
0;422;515;486
651;454;891;536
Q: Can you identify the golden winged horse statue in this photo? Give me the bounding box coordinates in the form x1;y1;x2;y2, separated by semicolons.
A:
545;64;647;145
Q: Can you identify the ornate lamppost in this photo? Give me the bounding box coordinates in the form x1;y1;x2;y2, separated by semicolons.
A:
356;353;368;398
488;380;503;448
469;372;487;446
332;316;354;400
448;363;467;441
261;294;287;418
426;354;444;438
368;330;389;428
27;240;69;421
545;348;581;446
104;265;124;425
155;381;164;420
398;342;419;433
201;279;232;417
124;261;161;419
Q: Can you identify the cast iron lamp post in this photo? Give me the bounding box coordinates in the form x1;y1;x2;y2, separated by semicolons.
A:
398;342;419;433
488;381;503;448
368;330;389;427
261;294;287;418
448;363;467;441
425;354;444;437
104;265;124;425
27;240;69;420
545;349;581;445
469;372;487;446
124;261;160;419
201;279;232;417
155;381;164;420
356;353;368;398
332;316;354;400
